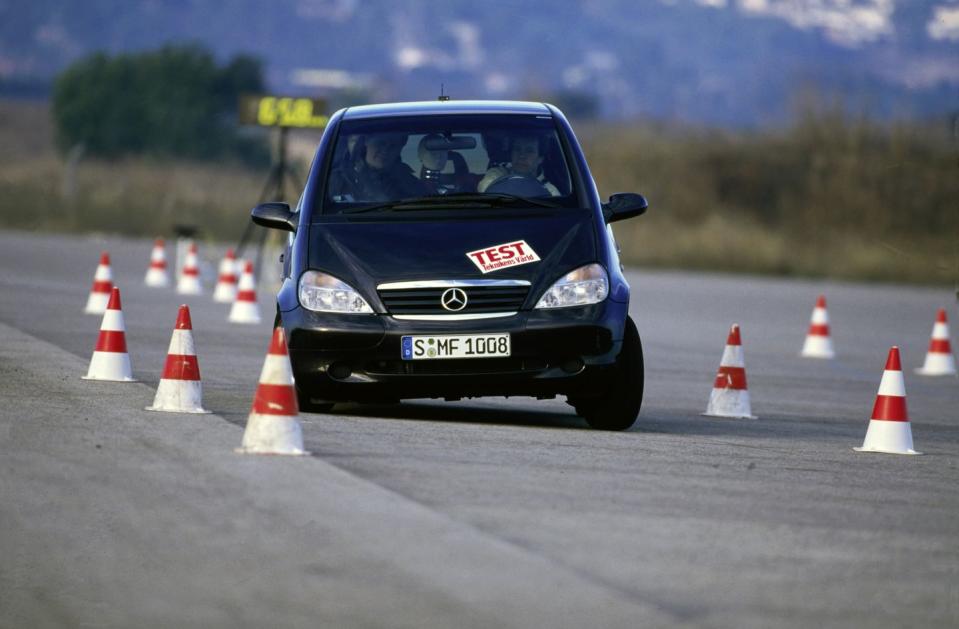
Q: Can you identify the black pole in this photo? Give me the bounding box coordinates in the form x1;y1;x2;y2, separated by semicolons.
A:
276;127;288;200
236;126;290;269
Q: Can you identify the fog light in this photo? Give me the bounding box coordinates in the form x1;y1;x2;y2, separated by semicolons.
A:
328;362;352;380
560;358;585;374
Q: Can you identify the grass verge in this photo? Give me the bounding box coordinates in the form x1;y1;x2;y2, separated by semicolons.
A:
3;99;957;286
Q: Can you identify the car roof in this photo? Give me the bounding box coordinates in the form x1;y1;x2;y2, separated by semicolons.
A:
341;100;552;120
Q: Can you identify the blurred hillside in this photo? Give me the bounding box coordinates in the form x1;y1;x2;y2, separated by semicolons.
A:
2;0;958;126
2;98;956;285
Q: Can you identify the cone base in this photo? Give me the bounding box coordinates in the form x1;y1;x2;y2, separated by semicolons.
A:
145;270;170;287
800;347;835;359
239;412;306;455
212;285;237;303
84;293;110;315
801;336;835;359
234;446;311;456
853;446;922;456
85;351;134;381
145;405;212;414
702;412;758;420
914;368;957;377
149;379;208;414
704;388;756;419
914;352;957;376
82;375;137;382
855;419;919;455
228;304;262;324
177;276;203;295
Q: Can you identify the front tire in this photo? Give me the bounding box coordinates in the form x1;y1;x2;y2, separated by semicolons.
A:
570;316;644;430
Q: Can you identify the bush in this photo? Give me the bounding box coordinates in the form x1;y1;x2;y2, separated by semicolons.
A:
52;44;267;163
578;109;959;283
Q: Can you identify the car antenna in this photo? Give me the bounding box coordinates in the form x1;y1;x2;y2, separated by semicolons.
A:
438;83;450;102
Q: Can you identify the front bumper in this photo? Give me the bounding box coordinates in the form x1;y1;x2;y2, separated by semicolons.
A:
283;299;628;402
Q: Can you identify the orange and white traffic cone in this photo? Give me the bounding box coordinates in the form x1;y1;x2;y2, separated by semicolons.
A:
915;308;957;377
146;305;211;413
144;238;170;287
855;346;921;455
212;248;238;303
83;286;136;382
236;326;309;455
84;251;114;314
176;242;203;295
704;324;756;419
228;260;261;324
801;295;835;359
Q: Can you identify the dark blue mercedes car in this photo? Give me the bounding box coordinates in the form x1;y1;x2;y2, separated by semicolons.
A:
251;100;648;429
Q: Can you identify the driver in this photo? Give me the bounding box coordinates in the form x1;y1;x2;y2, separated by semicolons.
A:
329;133;427;201
477;134;560;196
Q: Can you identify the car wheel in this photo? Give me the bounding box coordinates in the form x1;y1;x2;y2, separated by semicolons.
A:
571;316;643;430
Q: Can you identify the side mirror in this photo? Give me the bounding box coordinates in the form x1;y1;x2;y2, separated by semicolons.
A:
602;193;648;223
251;202;297;232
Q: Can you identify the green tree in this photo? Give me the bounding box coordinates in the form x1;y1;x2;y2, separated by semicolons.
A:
52;44;264;160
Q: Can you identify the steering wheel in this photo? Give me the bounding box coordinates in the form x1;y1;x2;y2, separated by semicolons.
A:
485;174;550;197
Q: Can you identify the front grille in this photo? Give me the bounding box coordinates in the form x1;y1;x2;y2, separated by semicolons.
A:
378;285;530;315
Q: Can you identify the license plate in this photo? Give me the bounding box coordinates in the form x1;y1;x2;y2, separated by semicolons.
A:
401;333;511;360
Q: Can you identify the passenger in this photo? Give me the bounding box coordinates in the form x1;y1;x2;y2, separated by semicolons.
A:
418;134;449;192
329;133;426;202
477;134;560;196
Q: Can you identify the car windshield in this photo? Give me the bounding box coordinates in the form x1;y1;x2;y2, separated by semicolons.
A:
321;114;577;214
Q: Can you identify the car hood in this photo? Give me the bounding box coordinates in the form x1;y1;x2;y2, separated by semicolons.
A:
307;210;597;301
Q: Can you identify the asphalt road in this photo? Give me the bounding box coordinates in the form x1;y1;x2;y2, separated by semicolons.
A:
1;230;957;629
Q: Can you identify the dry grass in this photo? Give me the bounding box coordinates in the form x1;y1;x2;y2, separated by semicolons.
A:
0;100;268;243
612;212;959;284
2;99;957;285
578;116;959;285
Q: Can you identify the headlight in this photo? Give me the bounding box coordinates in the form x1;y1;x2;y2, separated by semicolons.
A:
535;263;609;309
298;270;373;314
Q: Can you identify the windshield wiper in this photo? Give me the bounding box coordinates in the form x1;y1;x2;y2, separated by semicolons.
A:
442;193;561;209
343;193;560;214
343;196;475;214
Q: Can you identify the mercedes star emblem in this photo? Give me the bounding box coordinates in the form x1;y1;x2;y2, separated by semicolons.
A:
440;288;468;312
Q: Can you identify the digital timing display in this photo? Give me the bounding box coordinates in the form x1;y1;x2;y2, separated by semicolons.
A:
239;95;329;129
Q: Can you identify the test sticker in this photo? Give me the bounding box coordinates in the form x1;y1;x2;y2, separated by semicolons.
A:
466;240;540;274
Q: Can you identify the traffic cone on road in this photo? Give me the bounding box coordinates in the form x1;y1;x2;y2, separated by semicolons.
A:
144;238;170;287
212;248;238;303
915;308;957;376
83;286;136;382
855;346;921;455
236;326;309;455
84;251;113;314
801;295;835;359
704;324;756;419
176;242;203;295
146;305;210;413
228;261;261;324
